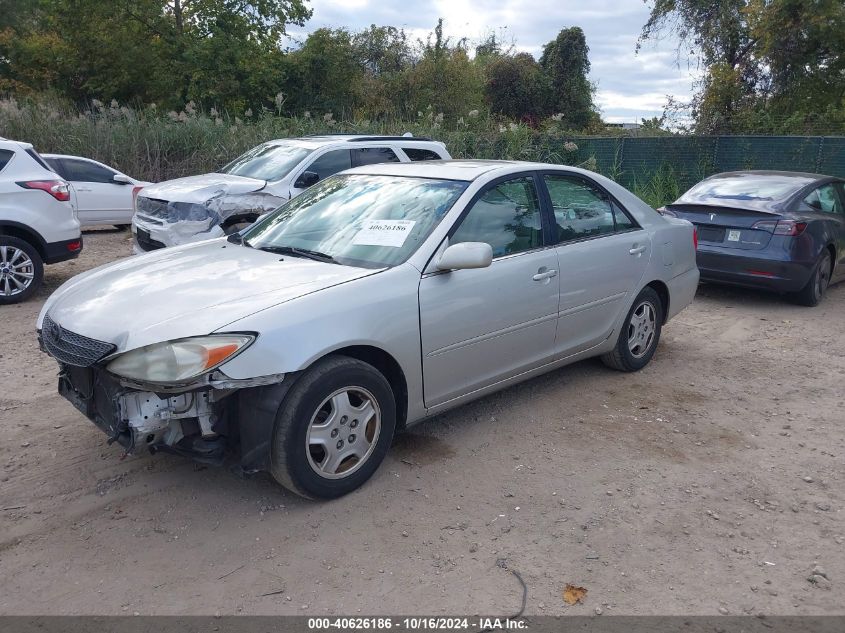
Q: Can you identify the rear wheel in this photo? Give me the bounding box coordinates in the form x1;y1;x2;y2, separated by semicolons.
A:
270;356;396;499
601;286;663;372
0;236;43;304
792;250;831;307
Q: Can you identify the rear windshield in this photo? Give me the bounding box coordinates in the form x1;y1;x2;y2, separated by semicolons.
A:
679;174;811;203
220;142;312;181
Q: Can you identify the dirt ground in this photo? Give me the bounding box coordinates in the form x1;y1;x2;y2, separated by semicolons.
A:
0;228;843;616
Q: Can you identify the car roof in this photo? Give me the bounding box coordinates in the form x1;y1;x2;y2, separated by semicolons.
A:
704;170;837;184
342;159;578;181
264;134;440;149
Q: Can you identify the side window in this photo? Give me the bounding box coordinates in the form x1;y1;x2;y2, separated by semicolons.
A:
305;149;352;180
62;159;116;183
614;205;637;231
402;147;442;161
451;176;543;258
0;149;14;173
804;184;843;214
352;147;400;167
544;175;617;242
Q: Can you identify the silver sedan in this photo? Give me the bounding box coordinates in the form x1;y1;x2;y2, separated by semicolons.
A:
38;160;699;499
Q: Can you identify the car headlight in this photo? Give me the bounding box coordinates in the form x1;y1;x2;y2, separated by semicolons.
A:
107;334;254;383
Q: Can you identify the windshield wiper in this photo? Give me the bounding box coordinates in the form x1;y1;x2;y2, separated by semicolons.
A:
257;245;338;264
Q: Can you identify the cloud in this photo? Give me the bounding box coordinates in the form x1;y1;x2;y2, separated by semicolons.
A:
292;0;698;121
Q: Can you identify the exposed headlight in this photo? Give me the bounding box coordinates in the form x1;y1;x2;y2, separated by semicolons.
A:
107;334;254;384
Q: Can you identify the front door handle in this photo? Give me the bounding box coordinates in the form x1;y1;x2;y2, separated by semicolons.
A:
629;245;647;255
533;269;558;281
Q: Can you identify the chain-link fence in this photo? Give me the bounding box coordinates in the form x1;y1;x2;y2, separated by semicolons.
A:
569;135;845;193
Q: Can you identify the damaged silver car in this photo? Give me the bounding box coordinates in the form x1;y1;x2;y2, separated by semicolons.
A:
132;134;451;252
40;160;699;499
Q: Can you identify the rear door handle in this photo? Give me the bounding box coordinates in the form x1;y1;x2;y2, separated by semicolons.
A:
533;269;558;281
629;245;647;255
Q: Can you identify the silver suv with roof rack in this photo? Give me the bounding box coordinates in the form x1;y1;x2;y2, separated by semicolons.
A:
132;134;450;251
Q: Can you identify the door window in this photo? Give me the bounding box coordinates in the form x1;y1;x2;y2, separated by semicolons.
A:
804;184;844;214
451;176;543;257
61;158;117;183
544;175;638;242
352;147;400;167
305;150;352;180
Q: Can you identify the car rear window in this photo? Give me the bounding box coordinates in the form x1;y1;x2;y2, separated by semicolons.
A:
0;149;13;173
679;174;813;203
402;147;443;161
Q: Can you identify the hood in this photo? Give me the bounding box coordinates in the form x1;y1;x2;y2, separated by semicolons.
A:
39;240;378;352
140;173;266;204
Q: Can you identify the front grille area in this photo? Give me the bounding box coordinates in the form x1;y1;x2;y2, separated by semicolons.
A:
41;313;115;367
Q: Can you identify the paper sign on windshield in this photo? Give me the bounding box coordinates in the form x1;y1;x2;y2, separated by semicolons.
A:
352;220;416;247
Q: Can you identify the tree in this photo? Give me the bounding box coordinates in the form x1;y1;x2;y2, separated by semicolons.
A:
0;0;311;109
639;0;845;133
539;27;596;129
484;53;549;120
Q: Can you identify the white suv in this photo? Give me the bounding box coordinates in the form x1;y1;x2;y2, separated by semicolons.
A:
132;134;450;251
0;139;81;304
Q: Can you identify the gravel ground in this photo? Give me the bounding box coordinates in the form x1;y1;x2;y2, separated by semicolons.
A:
0;229;843;616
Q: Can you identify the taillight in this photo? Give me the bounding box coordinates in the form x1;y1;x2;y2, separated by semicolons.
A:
66;240;82;252
693;226;698;250
752;219;807;236
17;179;71;202
131;185;144;210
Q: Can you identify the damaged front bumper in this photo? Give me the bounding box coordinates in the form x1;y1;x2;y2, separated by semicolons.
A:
54;362;293;471
133;191;286;252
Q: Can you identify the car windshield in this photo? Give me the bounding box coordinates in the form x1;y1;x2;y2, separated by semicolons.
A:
220;142;312;181
679;174;811;203
242;174;468;269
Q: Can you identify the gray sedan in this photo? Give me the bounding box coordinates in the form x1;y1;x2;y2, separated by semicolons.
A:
38;160;699;499
662;171;845;305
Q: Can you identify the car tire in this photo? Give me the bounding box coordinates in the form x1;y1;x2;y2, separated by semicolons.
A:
0;236;43;305
792;250;831;307
601;286;663;372
270;355;396;499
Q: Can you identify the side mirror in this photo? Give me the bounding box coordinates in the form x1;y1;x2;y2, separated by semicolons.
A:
436;242;493;271
112;174;132;185
294;171;319;189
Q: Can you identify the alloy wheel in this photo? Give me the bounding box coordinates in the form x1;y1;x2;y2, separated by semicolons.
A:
0;245;36;297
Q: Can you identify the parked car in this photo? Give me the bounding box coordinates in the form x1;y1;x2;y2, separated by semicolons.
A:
661;171;845;305
0;139;81;304
39;160;698;498
131;134;451;252
42;154;148;228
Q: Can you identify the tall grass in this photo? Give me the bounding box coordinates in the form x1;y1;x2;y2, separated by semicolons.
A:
0;96;683;205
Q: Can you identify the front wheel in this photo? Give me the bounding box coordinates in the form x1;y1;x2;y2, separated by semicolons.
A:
601;287;663;372
792;250;831;307
270;355;396;499
0;236;43;304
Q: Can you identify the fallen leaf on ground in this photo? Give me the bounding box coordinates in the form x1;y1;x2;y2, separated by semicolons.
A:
563;584;588;605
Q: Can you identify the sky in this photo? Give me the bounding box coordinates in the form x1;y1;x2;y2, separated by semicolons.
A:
287;0;699;123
